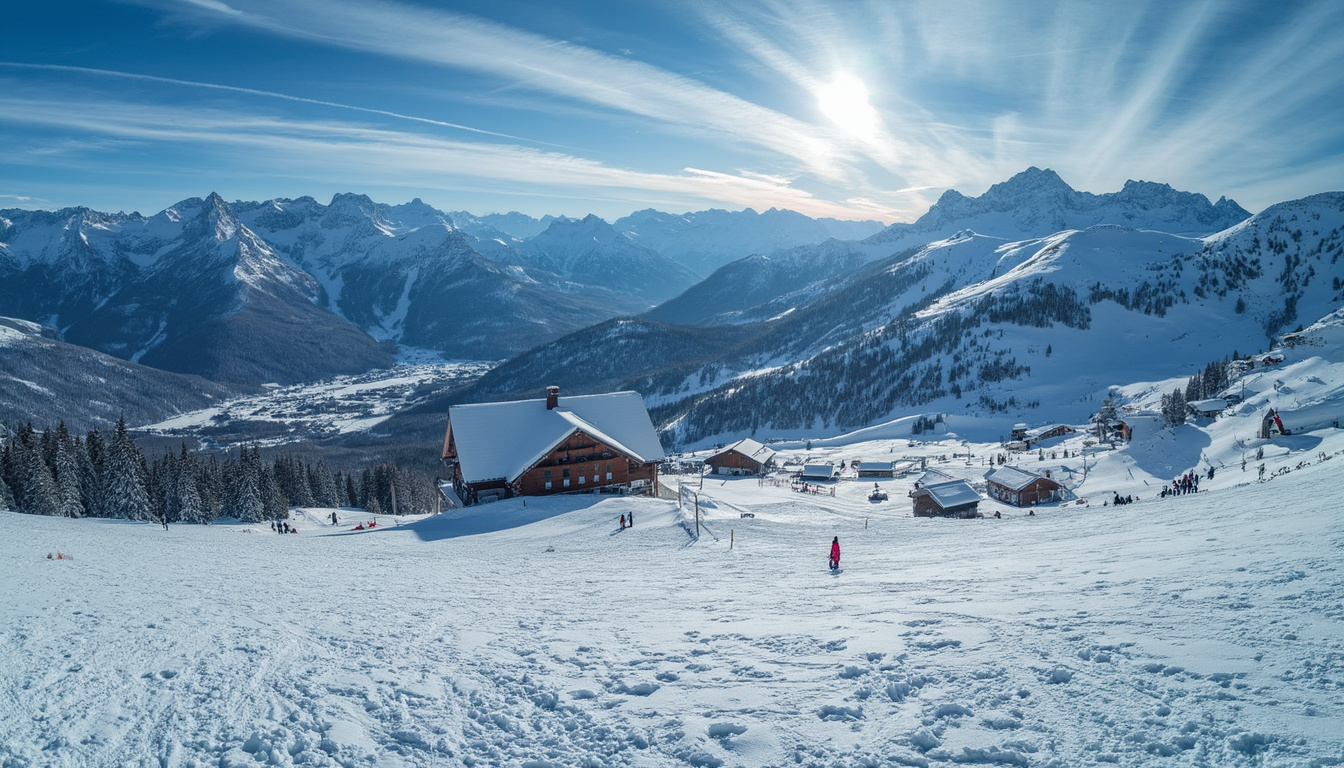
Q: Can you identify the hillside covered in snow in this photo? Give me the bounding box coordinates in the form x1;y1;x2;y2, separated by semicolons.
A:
4;341;1343;766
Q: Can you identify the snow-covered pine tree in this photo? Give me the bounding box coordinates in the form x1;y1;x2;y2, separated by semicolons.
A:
102;416;153;520
225;448;265;522
310;460;340;508
52;435;85;518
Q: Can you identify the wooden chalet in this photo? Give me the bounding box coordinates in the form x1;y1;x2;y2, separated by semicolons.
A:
798;462;837;481
911;479;981;518
856;461;895;478
704;438;776;476
441;386;663;506
983;466;1063;507
1187;399;1228;418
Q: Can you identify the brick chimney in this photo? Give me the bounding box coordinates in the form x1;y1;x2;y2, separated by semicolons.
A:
546;385;560;410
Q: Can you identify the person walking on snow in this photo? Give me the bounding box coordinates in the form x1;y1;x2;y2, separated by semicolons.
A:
829;537;841;570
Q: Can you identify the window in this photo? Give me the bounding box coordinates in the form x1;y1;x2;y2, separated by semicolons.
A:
544;470;552;490
579;475;585;485
563;468;570;488
606;463;612;481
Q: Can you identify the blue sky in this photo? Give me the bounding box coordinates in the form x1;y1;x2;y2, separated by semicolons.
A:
2;0;1342;222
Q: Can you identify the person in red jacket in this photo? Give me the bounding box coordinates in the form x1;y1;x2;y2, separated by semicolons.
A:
829;537;841;570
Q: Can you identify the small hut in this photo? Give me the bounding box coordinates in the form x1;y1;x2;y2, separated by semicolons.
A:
983;466;1063;507
704;438;776;476
912;480;981;518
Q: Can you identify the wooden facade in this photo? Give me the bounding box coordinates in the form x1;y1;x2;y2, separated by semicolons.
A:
911;480;981;518
704;438;775;475
442;387;663;506
983;468;1063;507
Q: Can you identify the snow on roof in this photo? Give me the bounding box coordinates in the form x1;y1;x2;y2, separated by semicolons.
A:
1022;424;1074;440
918;469;954;485
920;480;981;508
856;461;893;471
708;437;776;464
1188;399;1228;412
448;391;663;485
984;466;1051;491
800;462;836;478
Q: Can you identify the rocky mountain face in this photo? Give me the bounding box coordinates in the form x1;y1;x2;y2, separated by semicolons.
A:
0;194;394;387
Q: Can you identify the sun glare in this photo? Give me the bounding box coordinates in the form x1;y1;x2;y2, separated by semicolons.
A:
816;74;879;140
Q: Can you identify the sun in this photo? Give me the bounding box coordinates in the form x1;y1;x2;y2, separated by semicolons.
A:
816;74;879;140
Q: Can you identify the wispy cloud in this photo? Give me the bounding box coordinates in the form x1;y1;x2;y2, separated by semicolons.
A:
133;0;861;183
0;62;547;144
0;94;887;219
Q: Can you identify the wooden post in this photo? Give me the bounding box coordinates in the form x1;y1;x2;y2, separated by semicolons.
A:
865;516;869;529
730;529;734;549
696;497;700;537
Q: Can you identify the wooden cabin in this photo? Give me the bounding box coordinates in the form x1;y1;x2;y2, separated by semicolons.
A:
704;438;776;476
856;461;895;478
983;466;1063;507
911;479;981;518
441;386;663;506
798;462;837;481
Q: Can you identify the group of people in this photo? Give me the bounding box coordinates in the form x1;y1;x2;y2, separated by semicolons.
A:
1163;471;1201;498
619;512;634;529
270;520;297;534
1112;493;1136;505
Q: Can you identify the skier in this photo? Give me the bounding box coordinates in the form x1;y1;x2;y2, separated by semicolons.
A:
620;514;626;529
628;510;633;527
829;537;841;571
330;511;338;526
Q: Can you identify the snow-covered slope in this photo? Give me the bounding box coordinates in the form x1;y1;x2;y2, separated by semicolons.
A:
0;316;237;432
3;404;1342;766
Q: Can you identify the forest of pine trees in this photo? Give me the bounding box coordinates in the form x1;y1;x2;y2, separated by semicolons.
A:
0;417;439;522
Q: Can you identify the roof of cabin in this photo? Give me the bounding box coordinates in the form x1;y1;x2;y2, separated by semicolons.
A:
983;465;1053;491
707;438;776;465
918;479;981;508
448;391;663;485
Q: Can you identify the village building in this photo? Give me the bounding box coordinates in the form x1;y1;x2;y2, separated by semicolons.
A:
1187;399;1228;418
911;479;982;518
441;386;663;506
798;462;837;481
856;461;895;478
983;466;1064;507
704;438;776;476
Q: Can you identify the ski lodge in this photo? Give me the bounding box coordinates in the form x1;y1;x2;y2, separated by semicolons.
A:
1187;399;1228;418
441;386;663;506
983;466;1063;507
1010;423;1076;447
703;438;776;476
798;462;837;481
911;479;981;518
856;461;895;478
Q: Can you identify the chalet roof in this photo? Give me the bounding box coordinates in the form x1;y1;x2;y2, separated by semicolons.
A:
919;480;981;509
1188;398;1228;413
799;462;836;479
983;466;1053;491
917;469;954;485
448;391;663;485
856;461;893;471
707;438;776;465
1022;424;1074;440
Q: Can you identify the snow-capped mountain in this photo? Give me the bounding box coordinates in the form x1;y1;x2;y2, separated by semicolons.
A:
506;215;701;304
867;167;1251;250
0;316;236;432
0;194;394;387
456;188;1341;448
616;207;885;278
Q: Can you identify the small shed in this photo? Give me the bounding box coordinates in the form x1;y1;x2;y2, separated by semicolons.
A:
704;438;776;476
799;462;837;481
856;461;895;478
983;466;1063;507
912;480;981;518
1187;399;1228;418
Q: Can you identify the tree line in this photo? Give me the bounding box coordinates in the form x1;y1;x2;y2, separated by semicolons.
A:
0;417;439;523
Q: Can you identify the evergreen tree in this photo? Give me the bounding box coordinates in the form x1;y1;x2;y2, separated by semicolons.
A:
102;416;152;520
52;436;85;518
0;472;13;511
310;460;340;508
225;449;265;522
12;425;60;516
1185;372;1204;403
344;473;358;508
